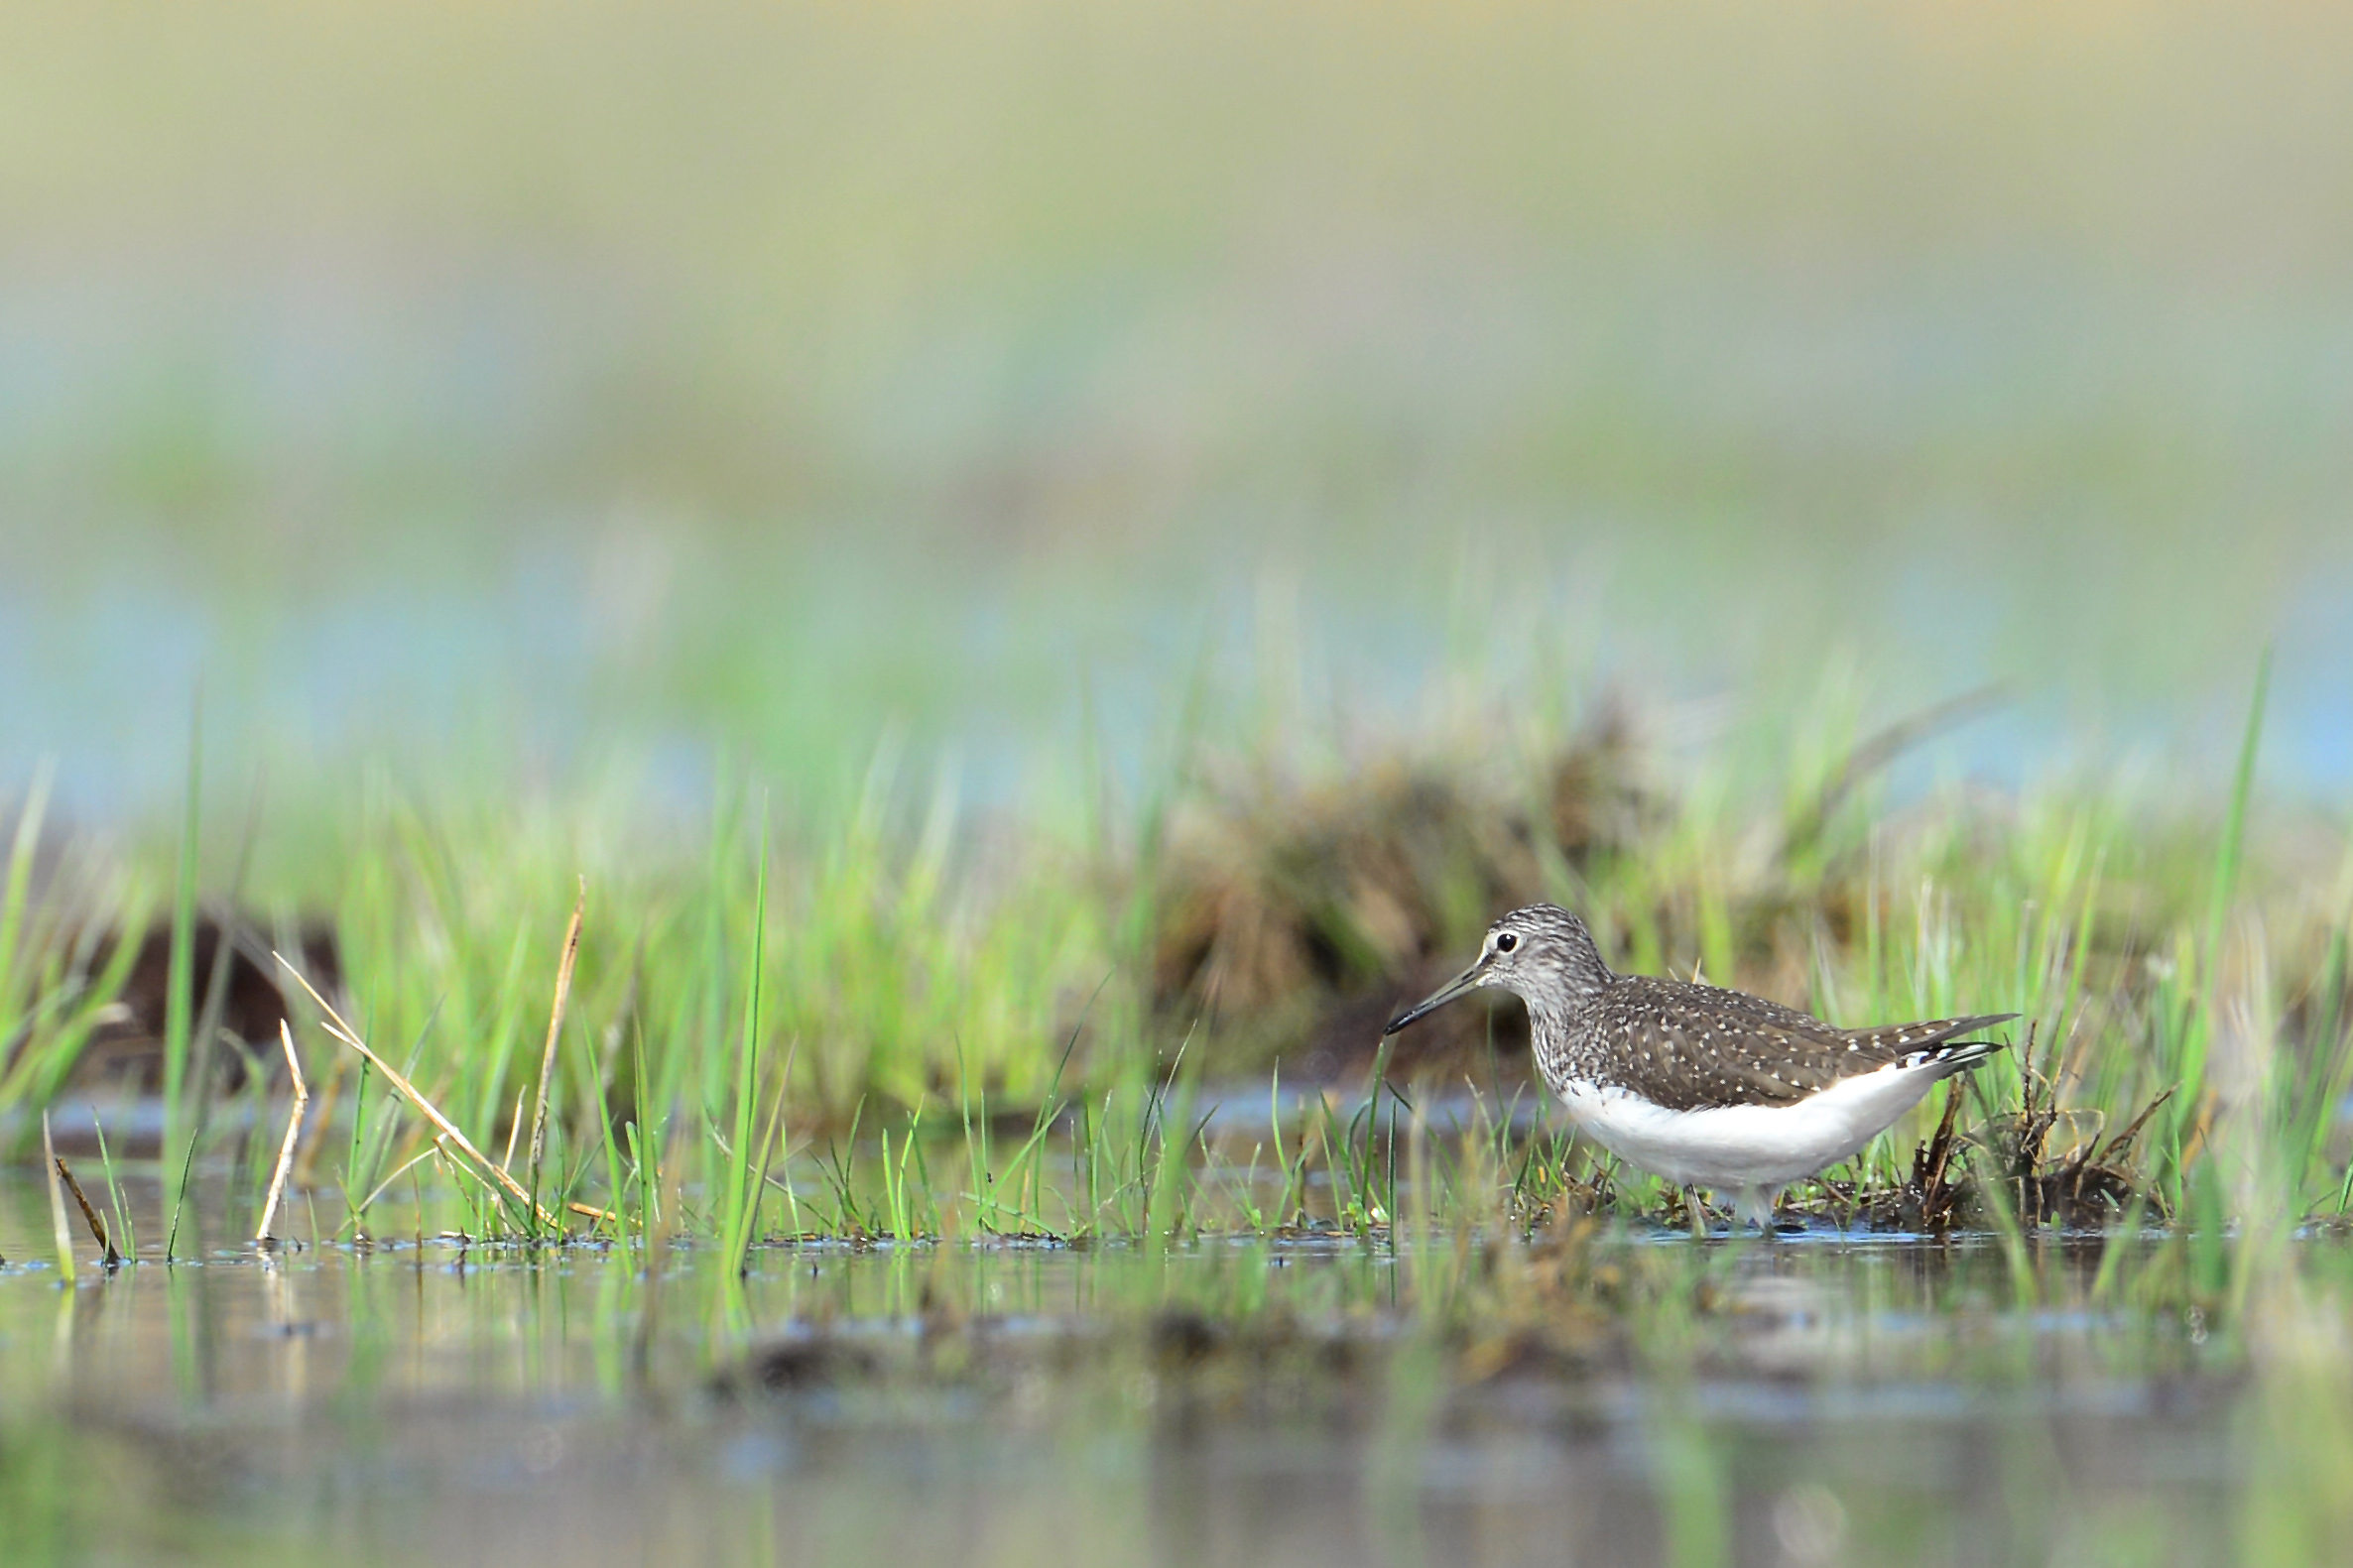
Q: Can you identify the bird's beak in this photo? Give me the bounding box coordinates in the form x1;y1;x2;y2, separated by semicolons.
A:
1384;956;1489;1035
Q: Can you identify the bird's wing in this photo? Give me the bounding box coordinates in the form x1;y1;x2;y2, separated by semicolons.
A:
1590;983;2014;1112
1837;1014;2020;1064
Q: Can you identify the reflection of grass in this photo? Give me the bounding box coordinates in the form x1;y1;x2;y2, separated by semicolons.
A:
0;1167;2335;1566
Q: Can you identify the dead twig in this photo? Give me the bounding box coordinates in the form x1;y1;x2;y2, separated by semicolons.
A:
256;1020;310;1245
54;1154;120;1267
2092;1083;2177;1168
1912;1081;1967;1232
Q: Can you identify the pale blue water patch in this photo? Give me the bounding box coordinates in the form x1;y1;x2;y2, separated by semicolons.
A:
0;576;597;816
2272;559;2353;789
0;541;2345;824
0;259;624;488
8;234;2353;817
0;580;212;817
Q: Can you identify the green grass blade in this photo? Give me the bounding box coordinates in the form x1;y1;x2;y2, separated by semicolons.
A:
162;692;203;1229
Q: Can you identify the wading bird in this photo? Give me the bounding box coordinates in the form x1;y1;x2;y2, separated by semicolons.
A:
1385;904;2013;1233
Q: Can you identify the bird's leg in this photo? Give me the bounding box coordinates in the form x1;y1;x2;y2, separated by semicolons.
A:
1684;1187;1708;1241
1734;1187;1775;1238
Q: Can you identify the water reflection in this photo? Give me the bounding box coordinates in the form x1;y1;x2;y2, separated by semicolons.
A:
0;1176;2252;1567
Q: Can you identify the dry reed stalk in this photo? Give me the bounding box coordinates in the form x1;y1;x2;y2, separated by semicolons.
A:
352;1144;444;1217
567;1201;619;1224
256;1021;310;1244
273;950;560;1231
498;1080;529;1171
523;882;586;1190
429;1137;520;1216
291;1050;345;1190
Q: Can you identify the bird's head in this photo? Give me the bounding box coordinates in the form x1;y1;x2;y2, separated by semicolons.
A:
1384;904;1610;1035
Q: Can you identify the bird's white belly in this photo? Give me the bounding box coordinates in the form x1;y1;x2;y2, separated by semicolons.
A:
1555;1064;1945;1190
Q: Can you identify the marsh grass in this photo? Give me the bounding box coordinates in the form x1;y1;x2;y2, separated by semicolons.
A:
0;788;149;1131
159;702;202;1252
7;660;2352;1354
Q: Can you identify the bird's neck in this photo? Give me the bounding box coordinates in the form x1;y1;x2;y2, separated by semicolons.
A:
1546;937;1614;1010
1522;968;1609;1086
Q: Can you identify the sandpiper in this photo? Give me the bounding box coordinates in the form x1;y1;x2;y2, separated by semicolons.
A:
1385;904;2014;1232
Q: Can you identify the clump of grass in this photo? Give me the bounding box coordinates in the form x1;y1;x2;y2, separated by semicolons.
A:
0;776;150;1135
1148;710;1653;1070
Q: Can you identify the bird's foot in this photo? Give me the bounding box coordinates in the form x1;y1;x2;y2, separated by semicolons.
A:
1732;1188;1782;1238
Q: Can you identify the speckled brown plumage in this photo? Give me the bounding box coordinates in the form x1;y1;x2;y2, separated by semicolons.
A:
1562;978;2011;1112
1388;903;2014;1112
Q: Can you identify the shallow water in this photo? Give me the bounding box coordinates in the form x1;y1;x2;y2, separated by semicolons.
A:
0;1172;2259;1567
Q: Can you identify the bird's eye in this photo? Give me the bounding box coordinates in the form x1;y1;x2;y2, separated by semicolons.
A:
1495;931;1519;953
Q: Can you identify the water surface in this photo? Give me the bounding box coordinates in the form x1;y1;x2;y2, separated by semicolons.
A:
0;1173;2260;1567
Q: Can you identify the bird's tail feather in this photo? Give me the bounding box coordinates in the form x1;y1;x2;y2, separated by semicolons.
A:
1906;1027;2012;1076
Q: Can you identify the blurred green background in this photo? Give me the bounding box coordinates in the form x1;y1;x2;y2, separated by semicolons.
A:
3;0;2350;829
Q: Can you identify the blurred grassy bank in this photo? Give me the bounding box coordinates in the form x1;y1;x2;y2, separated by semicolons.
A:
5;1;2353;805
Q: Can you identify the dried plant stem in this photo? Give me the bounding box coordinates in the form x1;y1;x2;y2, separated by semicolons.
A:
431;1137;515;1212
525;882;586;1194
291;1051;344;1191
274;950;560;1231
54;1154;119;1266
1914;1082;1966;1231
256;1021;310;1244
354;1144;444;1219
499;1080;529;1172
